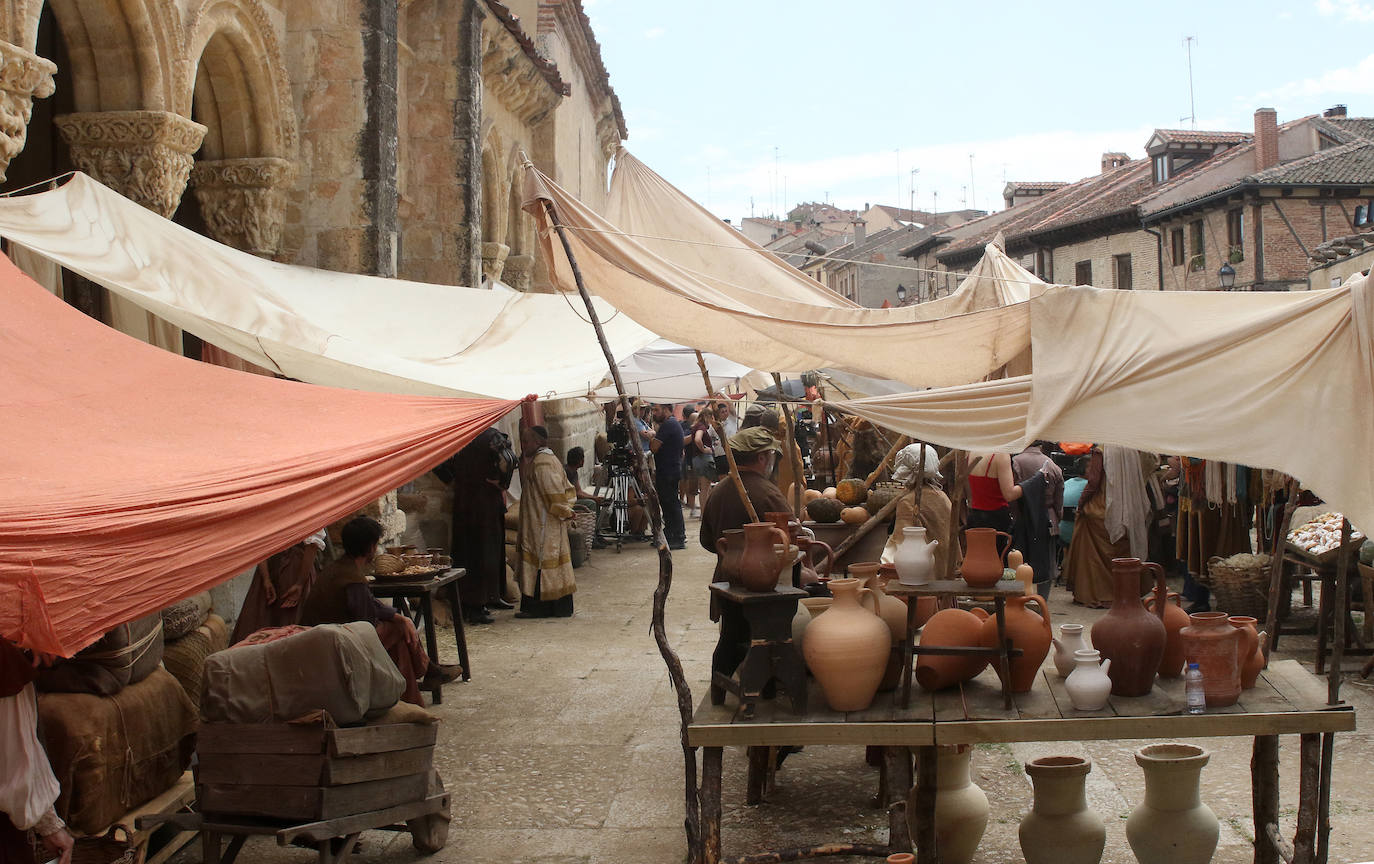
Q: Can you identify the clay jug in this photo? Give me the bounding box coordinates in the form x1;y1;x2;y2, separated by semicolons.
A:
961;527;1011;588
1052;623;1089;677
802;577;890;711
852;562;906;692
1229;616;1266;689
1089;558;1168;697
915;608;989;691
715;529;744;585
763;511;801;541
798;536;835;580
737;522;789;592
1180;611;1241;707
1064;649;1113;711
1125;744;1219;864
894;526;940;585
1018;756;1106;864
980;594;1051;693
906;745;989;864
792;603;811;653
1145;591;1190;679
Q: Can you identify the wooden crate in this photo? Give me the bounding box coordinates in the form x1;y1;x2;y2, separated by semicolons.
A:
196;722;435;821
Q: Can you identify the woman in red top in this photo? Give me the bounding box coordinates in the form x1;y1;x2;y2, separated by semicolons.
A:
966;452;1025;541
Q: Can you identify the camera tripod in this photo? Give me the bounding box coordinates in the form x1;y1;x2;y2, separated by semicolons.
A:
601;452;650;553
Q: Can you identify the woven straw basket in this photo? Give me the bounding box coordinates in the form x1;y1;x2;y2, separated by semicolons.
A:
372;553;404;575
573;505;595;557
1202;554;1271;619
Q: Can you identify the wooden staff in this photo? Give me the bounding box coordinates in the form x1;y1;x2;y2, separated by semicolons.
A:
864;435;911;490
697;350;757;524
541;198;701;861
945;451;972;580
770;373;806;518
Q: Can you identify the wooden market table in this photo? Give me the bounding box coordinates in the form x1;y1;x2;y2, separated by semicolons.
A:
687;658;1354;864
369;568;470;704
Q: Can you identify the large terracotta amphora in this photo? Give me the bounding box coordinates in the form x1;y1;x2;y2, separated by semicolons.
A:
1125;744;1218;864
980;594;1051;693
802;577;890;711
961;527;1011;588
1229;616;1266;689
737;522;789;592
1144;591;1190;679
915;608;990;691
1180;611;1241;707
715;528;744;585
1089;558;1167;697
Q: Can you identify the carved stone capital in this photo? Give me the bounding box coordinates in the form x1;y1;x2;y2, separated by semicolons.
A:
482;241;510;283
55;111;207;217
503;253;533;290
0;39;56;180
191;157;298;257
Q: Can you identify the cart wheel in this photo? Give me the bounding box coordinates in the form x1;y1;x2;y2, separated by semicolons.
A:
408;770;451;854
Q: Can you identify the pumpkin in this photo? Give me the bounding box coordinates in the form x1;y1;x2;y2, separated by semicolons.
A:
864;487;900;516
841;506;869;525
822;486;839;499
803;488;823;503
806;497;845;523
835;478;869;505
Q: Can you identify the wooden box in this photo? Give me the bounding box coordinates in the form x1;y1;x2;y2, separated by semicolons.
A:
196;721;436;821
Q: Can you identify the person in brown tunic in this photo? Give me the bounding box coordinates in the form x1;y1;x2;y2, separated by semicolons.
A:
230;530;325;644
699;426;791;578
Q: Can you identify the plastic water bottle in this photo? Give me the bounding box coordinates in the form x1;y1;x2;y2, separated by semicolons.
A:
1185;662;1206;714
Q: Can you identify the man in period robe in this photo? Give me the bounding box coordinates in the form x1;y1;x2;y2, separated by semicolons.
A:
515;425;577;619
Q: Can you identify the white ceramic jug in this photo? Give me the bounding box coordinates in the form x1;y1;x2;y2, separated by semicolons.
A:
894;526;939;585
1065;648;1112;711
1052;623;1089;677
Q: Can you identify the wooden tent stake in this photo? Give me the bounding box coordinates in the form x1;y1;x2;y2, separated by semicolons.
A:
696;350;757;524
541;198;701;862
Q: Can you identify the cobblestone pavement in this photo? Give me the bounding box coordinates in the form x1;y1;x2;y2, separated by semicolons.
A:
177;522;1374;864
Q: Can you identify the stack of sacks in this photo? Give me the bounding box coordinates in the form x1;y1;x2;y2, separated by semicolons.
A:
36;613;164;696
160;592;228;709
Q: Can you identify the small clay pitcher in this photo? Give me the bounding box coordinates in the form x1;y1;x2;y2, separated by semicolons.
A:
1180;611;1241;707
1052;623;1089;678
1090;558;1168;697
961;527;1012;588
894;525;940;585
1145;591;1191;679
737;522;789;592
715;528;744;585
798;536;835;579
981;594;1051;693
1228;616;1266;689
915;607;990;691
1064;649;1113;711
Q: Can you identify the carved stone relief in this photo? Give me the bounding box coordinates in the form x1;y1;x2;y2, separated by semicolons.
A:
0;37;53;180
55;110;207;217
191;156;296;256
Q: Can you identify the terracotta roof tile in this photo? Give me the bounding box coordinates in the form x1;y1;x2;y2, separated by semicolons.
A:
1251;139;1374;185
483;0;570;97
1153;129;1250;145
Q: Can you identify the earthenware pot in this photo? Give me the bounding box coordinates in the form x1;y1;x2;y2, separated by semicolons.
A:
802;577;890;711
715;528;744;585
894;526;940;585
1090;558;1167;697
906;745;988;864
798;536;835;579
1126;744;1219;864
763;511;802;541
737;522;790;592
961;527;1012;588
1228;616;1266;689
1064;648;1112;711
980;594;1051;693
915;607;989;691
1052;623;1089;677
1018;755;1105;864
1145;591;1191;679
1180;611;1241;707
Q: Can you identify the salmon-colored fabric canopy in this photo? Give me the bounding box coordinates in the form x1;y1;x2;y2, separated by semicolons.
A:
0;256;519;656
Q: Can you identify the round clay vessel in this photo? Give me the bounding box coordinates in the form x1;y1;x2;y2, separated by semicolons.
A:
802;577;890;711
1125;744;1219;864
1180;611;1241;707
1052;623;1089;677
852;562;907;692
980;594;1051;693
915;608;989;691
801;596;833;619
1018;755;1105;864
1089;558;1168;697
737;522;789;592
906;745;988;864
961;527;1012;588
763;511;801;542
1228;616;1265;689
798;536;835;579
885;855;915;864
715;529;744;585
1145;591;1190;679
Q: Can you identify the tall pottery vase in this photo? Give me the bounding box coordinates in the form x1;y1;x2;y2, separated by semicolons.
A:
1228;616;1266;689
906;745;989;864
1145;591;1191;678
961;527;1011;588
915;608;989;691
802;577;890;711
1018;756;1105;864
1089;558;1167;697
979;594;1051;693
1052;623;1089;677
1125;744;1219;864
1180;612;1241;707
851;562;907;692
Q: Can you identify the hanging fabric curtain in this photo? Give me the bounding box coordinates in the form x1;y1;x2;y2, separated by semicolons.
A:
0;256;519;656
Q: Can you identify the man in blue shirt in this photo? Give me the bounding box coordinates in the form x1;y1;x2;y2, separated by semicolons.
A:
650;403;687;549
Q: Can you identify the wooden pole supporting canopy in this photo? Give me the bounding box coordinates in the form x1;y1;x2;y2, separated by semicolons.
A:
770;372;806;518
696;351;757;524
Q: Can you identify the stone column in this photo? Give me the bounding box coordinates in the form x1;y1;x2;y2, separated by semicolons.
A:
54;110;207;352
0;39;55;182
481;240;509;283
191;157;297;258
503;253;534;290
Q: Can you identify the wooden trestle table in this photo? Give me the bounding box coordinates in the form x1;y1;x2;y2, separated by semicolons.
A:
687;658;1354;864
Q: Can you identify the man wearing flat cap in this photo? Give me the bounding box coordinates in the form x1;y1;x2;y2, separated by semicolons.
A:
699;427;791;574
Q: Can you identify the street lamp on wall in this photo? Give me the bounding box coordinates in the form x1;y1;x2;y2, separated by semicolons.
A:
1218;262;1236;290
896;283;908;303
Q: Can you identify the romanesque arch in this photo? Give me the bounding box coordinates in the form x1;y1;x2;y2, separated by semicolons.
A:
26;0;179;112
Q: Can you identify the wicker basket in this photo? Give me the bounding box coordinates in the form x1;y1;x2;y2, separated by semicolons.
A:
372;553;404;575
573;505;595;558
1202;554;1271;619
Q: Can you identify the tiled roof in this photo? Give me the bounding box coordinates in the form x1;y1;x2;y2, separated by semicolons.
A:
484;0;570;97
898;205;1026;258
1314;117;1374;144
1007;181;1069;191
568;0;628;139
830;225;930;263
1251;139;1374;185
1152;129;1250;146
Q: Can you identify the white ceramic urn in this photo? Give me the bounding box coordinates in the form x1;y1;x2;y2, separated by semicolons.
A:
906;745;989;864
1064;648;1112;711
1125;743;1219;864
893;526;939;585
1052;623;1089;677
1018;755;1106;864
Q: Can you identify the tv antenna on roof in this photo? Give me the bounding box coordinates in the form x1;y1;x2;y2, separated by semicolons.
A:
1182;36;1197;129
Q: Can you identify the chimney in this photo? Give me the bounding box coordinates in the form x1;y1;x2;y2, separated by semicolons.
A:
1325;104;1348;118
1255;108;1279;172
852;218;867;247
1100;152;1128;173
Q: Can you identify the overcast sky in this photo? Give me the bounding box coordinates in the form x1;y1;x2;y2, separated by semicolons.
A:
586;0;1374;224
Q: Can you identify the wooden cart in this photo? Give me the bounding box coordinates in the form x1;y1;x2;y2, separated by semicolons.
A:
139;719;451;863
